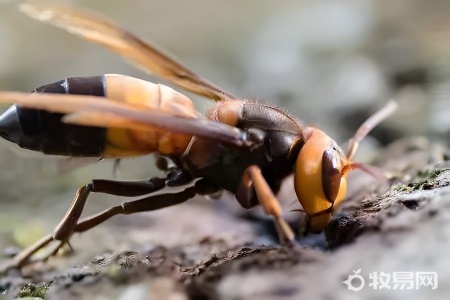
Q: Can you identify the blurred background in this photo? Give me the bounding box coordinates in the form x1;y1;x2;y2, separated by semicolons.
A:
0;0;449;264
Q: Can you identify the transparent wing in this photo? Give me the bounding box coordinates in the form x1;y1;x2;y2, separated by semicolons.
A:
19;1;237;102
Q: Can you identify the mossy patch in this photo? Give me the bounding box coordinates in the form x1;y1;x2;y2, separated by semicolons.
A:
397;168;448;192
16;283;50;299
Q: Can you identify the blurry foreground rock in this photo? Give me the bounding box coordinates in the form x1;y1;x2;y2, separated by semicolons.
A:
1;137;450;300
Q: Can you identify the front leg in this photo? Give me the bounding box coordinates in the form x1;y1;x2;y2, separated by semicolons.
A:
237;165;295;243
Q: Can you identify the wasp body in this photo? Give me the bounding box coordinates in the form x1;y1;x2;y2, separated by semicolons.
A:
0;2;397;271
1;74;305;209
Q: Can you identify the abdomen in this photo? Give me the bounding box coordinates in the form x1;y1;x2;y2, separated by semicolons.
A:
0;74;197;157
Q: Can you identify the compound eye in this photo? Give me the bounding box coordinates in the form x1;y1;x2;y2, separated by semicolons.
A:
322;148;343;203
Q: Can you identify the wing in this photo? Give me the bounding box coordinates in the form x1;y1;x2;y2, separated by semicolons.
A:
0;92;256;148
19;1;236;102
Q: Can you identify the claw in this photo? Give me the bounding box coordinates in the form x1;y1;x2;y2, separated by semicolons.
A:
0;234;65;273
274;216;295;244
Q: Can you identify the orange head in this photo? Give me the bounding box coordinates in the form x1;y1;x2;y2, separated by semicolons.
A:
293;101;397;232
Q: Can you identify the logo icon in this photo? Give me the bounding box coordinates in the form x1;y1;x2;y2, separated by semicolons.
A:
343;269;365;292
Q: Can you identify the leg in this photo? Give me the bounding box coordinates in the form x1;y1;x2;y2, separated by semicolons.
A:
235;170;255;209
0;178;165;271
1;177;167;272
53;177;167;241
75;184;197;233
243;165;295;243
1;183;200;272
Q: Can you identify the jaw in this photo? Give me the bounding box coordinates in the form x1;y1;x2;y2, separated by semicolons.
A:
309;213;333;233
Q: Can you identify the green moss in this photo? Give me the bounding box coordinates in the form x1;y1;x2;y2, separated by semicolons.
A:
16;283;50;299
394;185;414;193
417;168;444;181
401;169;447;192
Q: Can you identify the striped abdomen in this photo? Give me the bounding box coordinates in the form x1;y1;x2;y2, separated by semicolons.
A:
0;74;197;157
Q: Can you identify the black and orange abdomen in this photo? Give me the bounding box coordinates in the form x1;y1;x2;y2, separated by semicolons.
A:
0;74;197;157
